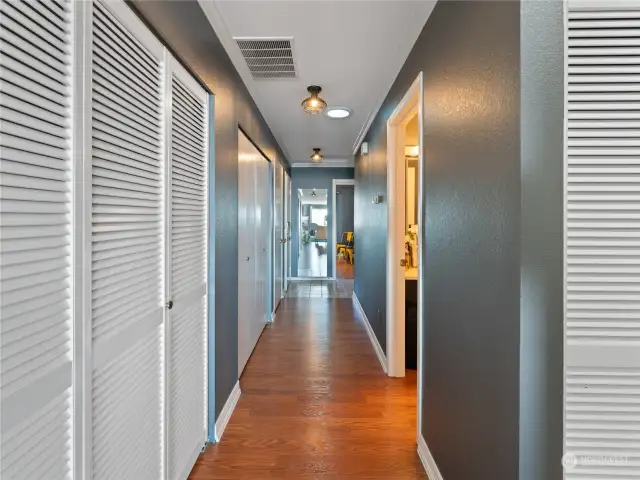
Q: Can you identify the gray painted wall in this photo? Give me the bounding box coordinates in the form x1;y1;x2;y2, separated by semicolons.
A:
291;168;354;277
130;1;290;424
355;1;522;478
336;185;355;241
519;2;564;479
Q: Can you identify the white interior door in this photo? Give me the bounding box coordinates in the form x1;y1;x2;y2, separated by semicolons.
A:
284;171;291;289
238;131;257;373
0;1;74;478
166;58;209;480
274;162;284;310
238;131;270;374
255;157;270;330
1;1;212;478
89;2;164;478
565;1;640;478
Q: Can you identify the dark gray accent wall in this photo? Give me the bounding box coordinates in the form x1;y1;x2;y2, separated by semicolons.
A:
336;185;355;241
130;1;290;423
291;168;354;277
355;1;522;479
519;2;564;479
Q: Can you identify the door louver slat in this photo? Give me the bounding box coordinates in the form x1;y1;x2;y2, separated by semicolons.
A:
167;69;208;480
566;2;640;478
0;0;73;479
90;2;163;479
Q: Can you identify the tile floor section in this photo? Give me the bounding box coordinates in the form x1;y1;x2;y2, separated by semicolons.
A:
297;242;328;277
286;279;353;298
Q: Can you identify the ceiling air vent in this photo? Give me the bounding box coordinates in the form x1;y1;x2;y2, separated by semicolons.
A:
235;38;297;79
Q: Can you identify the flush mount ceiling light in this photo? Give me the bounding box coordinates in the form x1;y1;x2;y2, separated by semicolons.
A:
302;86;327;114
326;107;351;119
310;148;323;162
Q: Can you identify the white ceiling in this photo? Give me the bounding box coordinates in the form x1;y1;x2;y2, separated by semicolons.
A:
198;0;436;166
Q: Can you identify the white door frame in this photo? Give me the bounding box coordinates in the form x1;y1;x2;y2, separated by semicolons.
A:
332;179;355;279
284;171;291;290
385;73;424;437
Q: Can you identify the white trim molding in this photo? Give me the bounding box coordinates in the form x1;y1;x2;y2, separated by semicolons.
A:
332;179;356;279
214;381;241;442
290;161;354;168
352;293;387;373
418;435;444;480
385;72;425;441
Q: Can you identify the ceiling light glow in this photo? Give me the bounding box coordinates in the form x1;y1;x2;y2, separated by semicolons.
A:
405;145;419;157
326;108;351;119
310;148;323;162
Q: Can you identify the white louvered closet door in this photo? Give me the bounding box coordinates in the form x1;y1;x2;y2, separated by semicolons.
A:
0;1;74;479
565;1;640;478
90;1;165;479
166;59;209;480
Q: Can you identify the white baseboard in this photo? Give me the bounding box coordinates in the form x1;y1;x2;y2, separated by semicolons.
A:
418;435;444;480
352;292;387;373
176;440;206;480
270;311;276;323
214;381;241;442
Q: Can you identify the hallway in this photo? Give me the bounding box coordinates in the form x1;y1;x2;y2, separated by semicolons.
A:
189;298;423;478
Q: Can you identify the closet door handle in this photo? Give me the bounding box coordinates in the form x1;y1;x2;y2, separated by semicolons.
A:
245;256;250;261
166;300;174;310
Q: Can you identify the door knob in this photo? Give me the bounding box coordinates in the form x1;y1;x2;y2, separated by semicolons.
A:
166;300;174;310
245;256;250;261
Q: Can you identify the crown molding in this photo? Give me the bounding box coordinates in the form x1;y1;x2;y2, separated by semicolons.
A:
291;161;354;169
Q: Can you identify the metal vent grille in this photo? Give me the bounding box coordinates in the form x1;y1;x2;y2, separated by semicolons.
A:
235;38;296;79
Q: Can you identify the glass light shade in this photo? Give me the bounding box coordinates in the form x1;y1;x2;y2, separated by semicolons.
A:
310;148;323;162
302;86;327;114
405;145;419;157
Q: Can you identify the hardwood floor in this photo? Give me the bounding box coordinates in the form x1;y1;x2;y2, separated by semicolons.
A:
336;261;354;280
189;298;424;479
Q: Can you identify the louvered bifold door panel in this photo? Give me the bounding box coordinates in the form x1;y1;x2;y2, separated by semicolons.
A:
566;1;640;478
0;1;73;479
90;2;164;479
167;59;208;480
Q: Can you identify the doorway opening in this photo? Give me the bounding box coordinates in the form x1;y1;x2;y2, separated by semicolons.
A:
332;179;355;296
297;188;328;277
386;73;424;439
